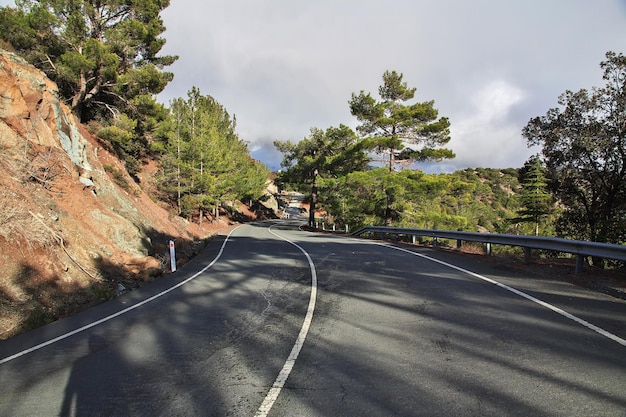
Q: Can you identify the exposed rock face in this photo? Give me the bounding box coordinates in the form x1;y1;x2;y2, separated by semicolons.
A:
0;50;213;339
0;52;90;171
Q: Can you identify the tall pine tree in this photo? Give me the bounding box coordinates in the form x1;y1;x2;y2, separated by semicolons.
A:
513;155;553;235
349;70;453;225
157;88;269;225
0;0;177;122
349;70;453;172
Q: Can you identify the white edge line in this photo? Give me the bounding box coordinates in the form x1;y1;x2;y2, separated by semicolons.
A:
0;226;241;365
255;224;317;417
378;242;626;347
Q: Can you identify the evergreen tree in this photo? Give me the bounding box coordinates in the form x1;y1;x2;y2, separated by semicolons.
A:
349;70;454;225
349;70;453;171
0;0;177;176
157;88;269;224
512;155;553;235
321;169;426;229
523;51;626;248
0;0;177;122
274;125;369;226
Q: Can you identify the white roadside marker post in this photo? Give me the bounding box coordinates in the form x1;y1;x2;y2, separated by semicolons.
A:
169;240;177;272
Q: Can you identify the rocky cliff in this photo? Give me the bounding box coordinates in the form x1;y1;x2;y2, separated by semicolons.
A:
0;50;229;339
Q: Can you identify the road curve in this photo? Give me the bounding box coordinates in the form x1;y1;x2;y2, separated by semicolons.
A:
265;222;626;417
0;216;625;416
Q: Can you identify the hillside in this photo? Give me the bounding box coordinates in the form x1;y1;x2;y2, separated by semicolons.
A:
0;50;273;339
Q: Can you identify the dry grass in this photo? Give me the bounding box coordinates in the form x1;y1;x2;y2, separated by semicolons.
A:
0;143;65;251
0;191;58;251
27;147;68;190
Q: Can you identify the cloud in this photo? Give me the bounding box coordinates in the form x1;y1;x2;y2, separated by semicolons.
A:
155;1;626;172
445;80;538;170
2;0;625;172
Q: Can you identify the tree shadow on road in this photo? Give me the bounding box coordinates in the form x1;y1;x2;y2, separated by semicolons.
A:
2;224;626;416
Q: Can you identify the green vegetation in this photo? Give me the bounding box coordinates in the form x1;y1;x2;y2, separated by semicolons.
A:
320;167;527;233
523;51;626;249
512;155;554;236
349;70;453;225
276;55;626;269
276;71;456;227
154;88;270;223
276;71;529;233
349;70;453;172
274;125;369;226
0;0;176;122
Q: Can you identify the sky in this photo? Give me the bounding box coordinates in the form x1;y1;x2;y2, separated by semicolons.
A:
2;1;626;172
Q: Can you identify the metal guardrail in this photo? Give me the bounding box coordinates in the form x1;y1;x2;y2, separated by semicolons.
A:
352;226;626;273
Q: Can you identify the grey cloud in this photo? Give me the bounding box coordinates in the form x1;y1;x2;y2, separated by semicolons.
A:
156;1;626;172
1;0;623;172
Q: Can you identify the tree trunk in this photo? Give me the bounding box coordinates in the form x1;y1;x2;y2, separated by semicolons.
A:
71;67;87;121
177;164;181;214
385;190;394;226
309;183;318;228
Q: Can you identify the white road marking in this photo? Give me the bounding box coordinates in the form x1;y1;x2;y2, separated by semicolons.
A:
255;224;318;417
381;242;626;347
0;227;241;365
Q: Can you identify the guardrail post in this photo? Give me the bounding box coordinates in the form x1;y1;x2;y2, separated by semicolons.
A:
486;242;491;256
524;247;531;263
412;235;416;244
345;225;349;233
576;255;585;273
457;239;462;249
433;237;438;247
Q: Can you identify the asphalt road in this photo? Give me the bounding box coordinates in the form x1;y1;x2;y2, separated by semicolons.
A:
1;209;625;416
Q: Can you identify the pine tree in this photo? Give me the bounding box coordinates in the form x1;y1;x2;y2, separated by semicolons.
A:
274;125;369;226
513;155;553;235
0;0;177;122
157;88;269;224
349;70;453;225
349;70;453;172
